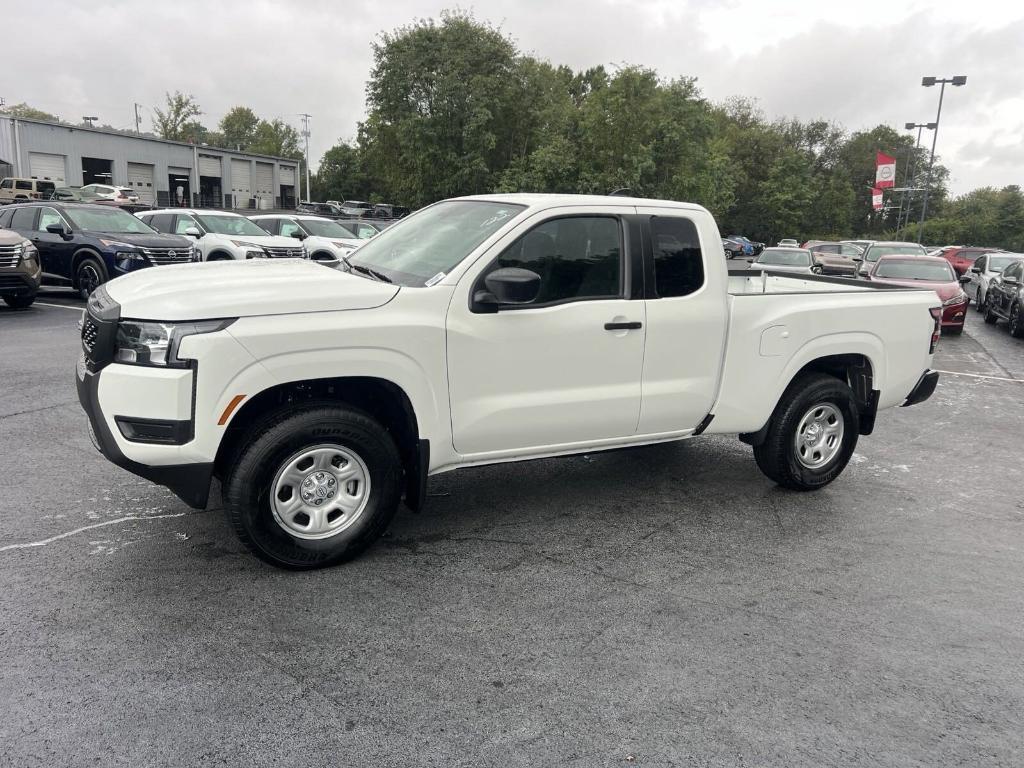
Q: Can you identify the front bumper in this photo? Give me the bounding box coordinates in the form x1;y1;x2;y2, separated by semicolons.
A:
902;369;939;407
77;361;213;509
941;302;967;327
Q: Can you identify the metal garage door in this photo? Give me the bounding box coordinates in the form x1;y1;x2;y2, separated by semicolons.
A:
29;152;66;184
231;159;251;208
254;162;274;209
280;166;295;185
126;162;155;204
198;155;221;177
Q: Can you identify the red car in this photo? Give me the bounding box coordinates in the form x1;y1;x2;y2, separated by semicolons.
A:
933;245;1003;276
867;255;967;335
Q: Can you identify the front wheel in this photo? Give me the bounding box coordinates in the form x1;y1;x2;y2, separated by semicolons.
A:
984;301;999;325
75;256;107;300
223;405;403;569
3;293;36;309
1009;304;1024;338
753;373;859;491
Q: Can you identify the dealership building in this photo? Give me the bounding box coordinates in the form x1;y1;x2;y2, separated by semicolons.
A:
0;115;300;209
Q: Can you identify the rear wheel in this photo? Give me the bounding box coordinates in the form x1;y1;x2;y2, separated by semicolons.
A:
753;373;859;491
74;257;107;300
984;301;999;325
223;404;403;569
3;293;36;309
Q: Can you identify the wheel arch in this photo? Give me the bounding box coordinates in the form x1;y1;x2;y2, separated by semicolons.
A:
206;249;235;261
214;375;428;511
71;247;107;285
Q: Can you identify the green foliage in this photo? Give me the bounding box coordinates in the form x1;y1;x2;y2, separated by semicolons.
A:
4;103;61;122
915;186;1024;251
219;107;260;150
249;119;302;159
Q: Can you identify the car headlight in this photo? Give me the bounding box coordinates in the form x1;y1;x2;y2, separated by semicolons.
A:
943;292;967;306
114;319;235;367
19;241;38;264
245;249;267;259
115;251;148;270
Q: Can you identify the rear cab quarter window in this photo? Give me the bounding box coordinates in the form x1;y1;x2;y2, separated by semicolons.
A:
649;215;705;298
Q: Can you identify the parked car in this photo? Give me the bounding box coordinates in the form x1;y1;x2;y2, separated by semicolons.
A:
982;259;1024;337
842;239;874;252
934;245;1004;277
0;229;41;308
295;202;342;217
0;202;196;299
79;184;140;205
137;209;306;262
866;255;966;335
339;200;373;217
962;252;1024;312
75;193;941;569
857;241;928;277
806;242;864;276
726;235;764;256
334;219;381;239
49;186;103;202
777;238;799;247
250;214;364;262
722;238;745;259
0;177;57;204
370;203;410;219
750;247;816;274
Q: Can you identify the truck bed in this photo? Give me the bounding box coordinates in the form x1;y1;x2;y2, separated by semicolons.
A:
728;270;921;296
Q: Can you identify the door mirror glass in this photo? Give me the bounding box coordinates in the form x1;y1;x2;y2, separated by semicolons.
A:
183;227;201;238
45;222;69;237
484;267;541;305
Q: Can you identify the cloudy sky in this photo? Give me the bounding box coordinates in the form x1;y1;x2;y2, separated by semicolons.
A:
3;0;1022;194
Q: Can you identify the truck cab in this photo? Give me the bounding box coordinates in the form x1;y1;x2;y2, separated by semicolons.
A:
77;194;940;569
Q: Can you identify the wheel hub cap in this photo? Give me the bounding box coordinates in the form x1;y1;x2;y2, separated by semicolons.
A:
794;403;844;470
271;444;371;540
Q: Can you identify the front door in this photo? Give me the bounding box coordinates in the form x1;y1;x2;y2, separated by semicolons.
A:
446;211;645;456
33;207;77;280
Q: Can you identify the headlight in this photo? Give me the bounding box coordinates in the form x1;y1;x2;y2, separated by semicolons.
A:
115;251;148;270
114;319;235;367
245;249;267;259
19;241;38;264
943;292;967;306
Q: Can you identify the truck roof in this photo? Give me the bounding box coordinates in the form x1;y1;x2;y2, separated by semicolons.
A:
454;193;710;213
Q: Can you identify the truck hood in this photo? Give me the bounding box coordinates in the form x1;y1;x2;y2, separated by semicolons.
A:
104;258;399;321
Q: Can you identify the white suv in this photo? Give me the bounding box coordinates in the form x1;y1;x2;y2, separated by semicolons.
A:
137;209;306;261
249;214;367;262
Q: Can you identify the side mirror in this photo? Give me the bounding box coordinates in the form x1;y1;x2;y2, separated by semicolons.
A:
289;230;307;240
183;227;201;238
45;222;71;239
852;257;863;262
958;275;972;285
474;268;541;312
970;267;981;274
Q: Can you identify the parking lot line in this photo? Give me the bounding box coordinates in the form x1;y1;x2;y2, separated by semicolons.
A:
34;302;84;311
0;513;188;552
934;368;1023;383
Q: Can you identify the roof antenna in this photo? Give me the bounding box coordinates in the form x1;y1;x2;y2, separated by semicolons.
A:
609;187;632;197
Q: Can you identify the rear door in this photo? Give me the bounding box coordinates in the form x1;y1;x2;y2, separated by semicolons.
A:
635;208;728;433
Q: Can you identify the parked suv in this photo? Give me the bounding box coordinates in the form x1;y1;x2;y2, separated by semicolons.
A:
962;252;1024;311
295;202;342;217
0;177;57;204
0;203;195;299
250;214;363;262
935;245;1003;277
80;184;139;205
137;209;306;261
983;259;1024;337
0;229;41;308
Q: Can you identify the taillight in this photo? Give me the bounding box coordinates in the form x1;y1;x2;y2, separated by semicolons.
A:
928;307;941;353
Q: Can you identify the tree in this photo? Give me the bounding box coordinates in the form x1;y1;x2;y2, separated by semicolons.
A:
250;119;302;159
152;91;202;141
219;107;260;150
313;142;371;202
3;103;61;122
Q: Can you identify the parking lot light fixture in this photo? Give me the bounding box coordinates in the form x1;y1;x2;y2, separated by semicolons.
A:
916;76;967;243
895;122;936;239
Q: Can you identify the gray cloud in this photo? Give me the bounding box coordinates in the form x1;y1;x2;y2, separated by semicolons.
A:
3;0;1021;194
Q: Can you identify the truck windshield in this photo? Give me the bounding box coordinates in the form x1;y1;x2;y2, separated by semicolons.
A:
347;200;525;286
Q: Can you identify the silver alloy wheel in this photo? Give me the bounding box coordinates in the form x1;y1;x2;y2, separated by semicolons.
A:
270;444;371;540
793;403;844;469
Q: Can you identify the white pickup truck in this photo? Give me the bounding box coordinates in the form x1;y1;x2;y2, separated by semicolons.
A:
77;194;941;569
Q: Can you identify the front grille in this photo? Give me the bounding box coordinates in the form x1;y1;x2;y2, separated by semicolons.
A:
142;247;191;266
82;318;99;351
264;247;304;259
0;244;21;268
0;275;30;289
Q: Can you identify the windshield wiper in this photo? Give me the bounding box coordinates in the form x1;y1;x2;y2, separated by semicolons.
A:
350;263;392;283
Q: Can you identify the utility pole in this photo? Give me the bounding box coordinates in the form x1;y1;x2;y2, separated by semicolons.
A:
895;122;935;240
134;103;142;134
916;75;967;243
299;113;312;203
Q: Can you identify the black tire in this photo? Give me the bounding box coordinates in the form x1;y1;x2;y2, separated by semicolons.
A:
984;301;999;325
222;404;403;569
1009;304;1024;338
975;291;986;313
752;373;859;491
75;256;107;300
3;293;36;309
943;325;964;336
207;251;233;261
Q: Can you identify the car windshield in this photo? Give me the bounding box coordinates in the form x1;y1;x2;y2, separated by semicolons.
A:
348;200;525;286
757;248;811;266
865;244;927;262
196;214;270;236
875;259;955;281
989;255;1022;272
300;219;357;238
65;206;155;234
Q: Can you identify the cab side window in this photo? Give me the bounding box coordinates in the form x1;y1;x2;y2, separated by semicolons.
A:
0;179;13;190
174;215;199;235
38;208;64;231
491;216;622;305
147;214;173;232
15;180;32;190
10;207;37;230
974;256;986;271
651;216;704;298
280;221;305;239
0;209;12;227
259;219;281;235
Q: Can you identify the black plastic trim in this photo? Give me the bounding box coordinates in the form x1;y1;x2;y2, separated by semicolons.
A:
859;389;881;435
77;367;212;509
692;413;714;436
902;370;939;407
604;321;642;330
404;439;430;513
115;416;193;445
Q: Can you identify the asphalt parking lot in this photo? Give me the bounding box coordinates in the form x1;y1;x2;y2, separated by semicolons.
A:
1;288;1022;767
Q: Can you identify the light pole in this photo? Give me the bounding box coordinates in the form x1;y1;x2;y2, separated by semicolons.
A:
916;75;967;243
299;113;312;203
894;121;935;239
82;115;98;127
